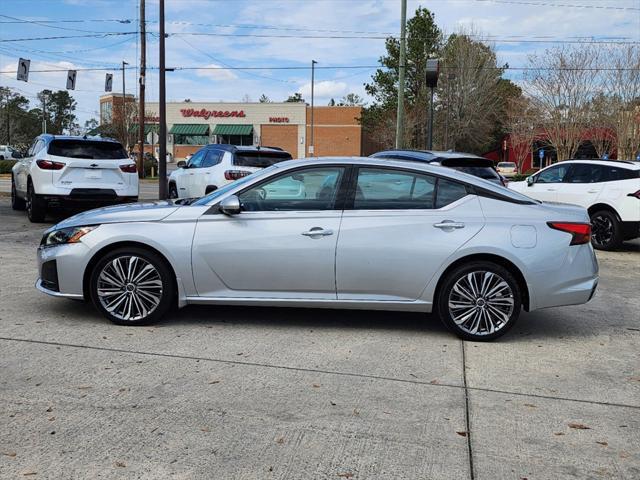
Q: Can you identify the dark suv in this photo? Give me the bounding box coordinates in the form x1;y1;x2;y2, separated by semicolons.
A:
370;150;506;186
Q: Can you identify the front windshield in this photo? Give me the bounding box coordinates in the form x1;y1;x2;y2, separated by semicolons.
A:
191;164;279;206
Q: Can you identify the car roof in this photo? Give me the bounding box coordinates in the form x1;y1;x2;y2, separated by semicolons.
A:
371;149;486;161
37;134;122;144
558;159;640;170
205;144;288;153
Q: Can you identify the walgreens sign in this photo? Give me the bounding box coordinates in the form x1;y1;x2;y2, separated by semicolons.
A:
180;108;246;120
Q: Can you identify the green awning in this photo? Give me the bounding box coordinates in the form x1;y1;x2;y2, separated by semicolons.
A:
213;124;253;136
169;124;209;135
129;124;160;134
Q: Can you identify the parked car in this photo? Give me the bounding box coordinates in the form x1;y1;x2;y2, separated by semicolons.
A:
11;135;138;222
168;145;292;199
496;161;518;178
370;150;507;186
36;156;598;341
509;160;640;250
0;144;21;159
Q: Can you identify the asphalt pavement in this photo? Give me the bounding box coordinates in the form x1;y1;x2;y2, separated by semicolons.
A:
0;198;638;479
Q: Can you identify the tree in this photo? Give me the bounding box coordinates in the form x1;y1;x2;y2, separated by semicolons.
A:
505;96;541;173
525;44;602;161
436;31;509;153
328;98;336;106
241;94;252;103
338;93;365;106
363;7;443;148
83;118;99;134
603;45;640;159
285;92;305;103
36;89;78;135
259;94;271;103
0;87;42;151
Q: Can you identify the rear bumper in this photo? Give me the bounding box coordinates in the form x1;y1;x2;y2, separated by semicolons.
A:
39;191;138;209
621;221;640;240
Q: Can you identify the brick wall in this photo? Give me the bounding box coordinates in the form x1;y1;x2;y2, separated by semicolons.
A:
260;124;299;158
306;106;362;157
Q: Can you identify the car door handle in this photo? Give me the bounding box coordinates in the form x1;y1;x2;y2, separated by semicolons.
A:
301;227;334;237
546;188;557;191
587;189;598;193
434;221;465;229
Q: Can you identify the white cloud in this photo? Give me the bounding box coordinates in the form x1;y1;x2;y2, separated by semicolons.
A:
194;63;238;81
298;80;348;100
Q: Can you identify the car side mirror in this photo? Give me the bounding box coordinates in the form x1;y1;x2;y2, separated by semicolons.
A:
219;195;241;216
177;160;186;168
526;176;534;186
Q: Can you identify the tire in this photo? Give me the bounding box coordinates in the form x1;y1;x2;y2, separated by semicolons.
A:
26;180;47;223
437;261;521;341
590;210;622;251
11;175;26;211
168;182;179;199
89;247;175;326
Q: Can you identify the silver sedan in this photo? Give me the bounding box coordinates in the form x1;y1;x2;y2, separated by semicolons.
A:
36;157;599;341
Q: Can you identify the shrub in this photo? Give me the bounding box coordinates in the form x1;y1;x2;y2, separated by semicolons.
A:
0;160;17;174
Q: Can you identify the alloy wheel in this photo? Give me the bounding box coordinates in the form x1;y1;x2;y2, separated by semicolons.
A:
96;255;163;322
448;271;515;336
591;214;614;247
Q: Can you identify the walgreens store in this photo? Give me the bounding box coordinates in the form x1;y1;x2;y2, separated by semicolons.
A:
139;100;362;161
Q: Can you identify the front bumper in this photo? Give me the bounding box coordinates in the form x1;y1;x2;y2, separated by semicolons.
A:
35;278;84;300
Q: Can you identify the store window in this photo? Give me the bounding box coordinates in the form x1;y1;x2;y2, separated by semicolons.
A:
173;134;210;145
217;134;253;146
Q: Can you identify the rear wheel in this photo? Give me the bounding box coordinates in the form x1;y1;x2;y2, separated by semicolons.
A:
11;175;26;210
89;247;175;326
437;261;521;341
26;180;46;222
590;210;622;250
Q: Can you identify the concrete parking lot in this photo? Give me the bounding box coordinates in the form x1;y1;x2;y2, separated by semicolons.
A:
0;197;638;479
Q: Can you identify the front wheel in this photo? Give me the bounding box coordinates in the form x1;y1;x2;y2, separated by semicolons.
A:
89;247;175;326
437;262;521;341
590;210;622;251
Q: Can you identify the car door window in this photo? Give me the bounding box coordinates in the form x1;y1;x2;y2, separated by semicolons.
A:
354;168;436;209
566;163;605;183
606;166;638;181
435;178;469;208
535;164;570;183
202;150;222;168
188;150;206;168
239;167;345;211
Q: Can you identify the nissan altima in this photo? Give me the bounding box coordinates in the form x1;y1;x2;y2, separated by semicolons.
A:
36;157;599;341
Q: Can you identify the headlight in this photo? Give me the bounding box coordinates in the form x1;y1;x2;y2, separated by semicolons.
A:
40;226;98;247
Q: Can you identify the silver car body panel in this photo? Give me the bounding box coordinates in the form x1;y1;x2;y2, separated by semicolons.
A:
36;157;599;315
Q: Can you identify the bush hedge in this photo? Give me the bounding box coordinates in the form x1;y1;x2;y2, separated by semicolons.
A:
0;160;17;174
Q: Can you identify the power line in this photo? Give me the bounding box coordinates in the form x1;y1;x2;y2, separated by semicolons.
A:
0;32;137;43
473;0;640;11
0;14;132;34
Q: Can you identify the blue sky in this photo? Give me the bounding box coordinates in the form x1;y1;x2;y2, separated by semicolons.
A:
1;0;639;125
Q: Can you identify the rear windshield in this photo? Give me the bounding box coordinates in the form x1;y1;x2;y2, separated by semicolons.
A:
48;140;128;159
498;162;516;168
449;166;500;180
233;150;292;167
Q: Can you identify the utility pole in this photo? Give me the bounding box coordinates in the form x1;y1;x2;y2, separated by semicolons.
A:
122;60;128;150
158;0;167;199
310;60;317;157
41;96;47;134
395;0;407;149
5;100;9;145
138;0;146;179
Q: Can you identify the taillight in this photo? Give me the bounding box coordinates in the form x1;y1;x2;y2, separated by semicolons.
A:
119;163;137;173
628;190;640;199
547;222;591;245
224;170;251;180
36;159;65;170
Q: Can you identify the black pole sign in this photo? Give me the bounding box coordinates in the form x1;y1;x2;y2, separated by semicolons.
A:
425;58;439;88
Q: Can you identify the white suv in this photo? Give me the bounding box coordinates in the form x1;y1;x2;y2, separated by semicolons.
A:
496;161;517;178
11;135;139;222
510;159;640;249
0;145;20;160
168;145;292;199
